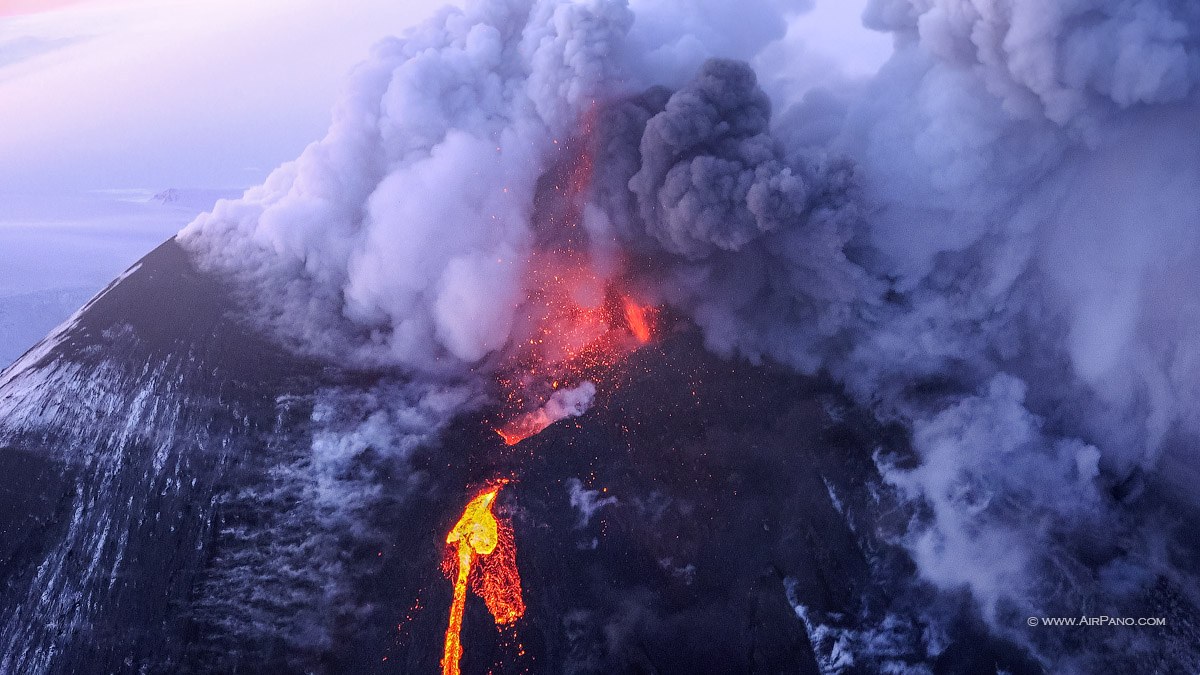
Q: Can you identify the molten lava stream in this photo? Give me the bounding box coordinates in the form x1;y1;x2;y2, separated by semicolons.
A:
441;484;525;675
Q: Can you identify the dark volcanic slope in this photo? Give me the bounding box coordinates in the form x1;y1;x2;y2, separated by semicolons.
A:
0;239;1038;674
0;240;331;674
364;330;1040;675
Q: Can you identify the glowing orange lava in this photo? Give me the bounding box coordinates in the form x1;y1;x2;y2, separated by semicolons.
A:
494;389;583;446
441;484;525;675
490;111;660;446
622;297;653;344
495;427;525;447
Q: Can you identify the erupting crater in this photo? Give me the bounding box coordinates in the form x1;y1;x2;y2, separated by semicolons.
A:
490;116;659;446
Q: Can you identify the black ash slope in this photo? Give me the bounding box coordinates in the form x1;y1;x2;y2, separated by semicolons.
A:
0;239;1039;674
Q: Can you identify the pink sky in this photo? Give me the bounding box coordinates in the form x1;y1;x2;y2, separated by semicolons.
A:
0;0;889;193
0;0;103;18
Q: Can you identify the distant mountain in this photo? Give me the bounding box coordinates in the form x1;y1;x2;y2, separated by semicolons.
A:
150;188;242;210
151;188;182;204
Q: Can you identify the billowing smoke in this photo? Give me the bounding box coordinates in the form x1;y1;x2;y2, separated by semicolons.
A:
179;0;800;375
592;57;873;374
840;0;1200;669
178;0;1200;670
182;0;633;372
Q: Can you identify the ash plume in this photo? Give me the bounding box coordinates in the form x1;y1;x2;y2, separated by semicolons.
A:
176;0;1200;670
590;57;872;373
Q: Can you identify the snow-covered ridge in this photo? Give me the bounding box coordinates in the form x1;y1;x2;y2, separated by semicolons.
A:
0;240;335;673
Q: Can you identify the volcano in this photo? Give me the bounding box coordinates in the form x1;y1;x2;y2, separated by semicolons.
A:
0;238;1055;674
9;2;1200;671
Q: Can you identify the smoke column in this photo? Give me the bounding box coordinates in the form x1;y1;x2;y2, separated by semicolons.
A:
179;0;1200;670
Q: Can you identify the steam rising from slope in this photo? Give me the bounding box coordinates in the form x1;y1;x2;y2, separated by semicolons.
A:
842;0;1200;668
180;0;1200;669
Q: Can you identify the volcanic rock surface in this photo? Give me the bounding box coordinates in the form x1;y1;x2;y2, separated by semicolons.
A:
0;239;1042;674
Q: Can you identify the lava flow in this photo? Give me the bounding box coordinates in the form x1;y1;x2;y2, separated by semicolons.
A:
622;297;653;344
492;114;659;446
441;484;525;675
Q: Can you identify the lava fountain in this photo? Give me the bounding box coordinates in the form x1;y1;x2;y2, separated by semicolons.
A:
492;114;659;446
441;483;525;675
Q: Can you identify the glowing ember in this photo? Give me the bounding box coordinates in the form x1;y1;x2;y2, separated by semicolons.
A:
490;115;659;446
441;484;525;675
493;279;657;444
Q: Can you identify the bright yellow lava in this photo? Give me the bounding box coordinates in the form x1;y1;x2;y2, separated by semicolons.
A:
446;489;500;556
441;488;500;675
